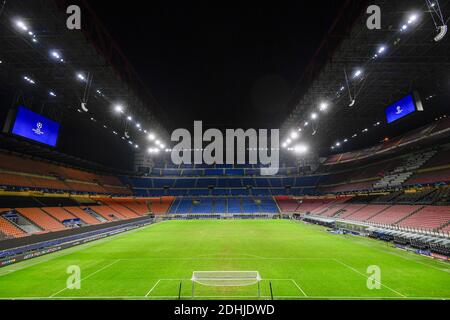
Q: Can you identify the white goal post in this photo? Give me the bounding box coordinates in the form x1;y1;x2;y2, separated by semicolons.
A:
191;271;262;297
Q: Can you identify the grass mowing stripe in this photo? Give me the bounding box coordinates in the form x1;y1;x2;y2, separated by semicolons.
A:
0;220;448;300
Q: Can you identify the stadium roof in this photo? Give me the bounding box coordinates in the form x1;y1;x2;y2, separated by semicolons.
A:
0;0;169;150
280;0;450;156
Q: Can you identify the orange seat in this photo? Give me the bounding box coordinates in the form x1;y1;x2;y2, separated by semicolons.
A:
64;207;102;225
41;207;76;222
16;208;66;232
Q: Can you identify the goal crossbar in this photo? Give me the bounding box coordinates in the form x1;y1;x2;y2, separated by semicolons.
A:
191;271;261;287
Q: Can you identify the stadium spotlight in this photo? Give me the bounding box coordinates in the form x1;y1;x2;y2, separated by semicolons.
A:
49;91;56;97
23;76;35;84
148;148;160;154
76;73;86;81
15;20;28;31
401;24;408;31
408;14;418;24
319;102;328;112
290;131;299;139
378;46;386;54
114;105;124;113
293;144;308;154
159;143;166;149
353;69;362;78
136;123;141;128
155;140;161;145
311;112;318;120
304;121;309;127
148;133;156;141
362;128;369;133
282;142;288;148
335;142;341;147
127;116;133;121
286;138;292;145
50;50;61;60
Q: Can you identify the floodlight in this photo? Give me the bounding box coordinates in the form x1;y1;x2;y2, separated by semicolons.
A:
114;105;124;113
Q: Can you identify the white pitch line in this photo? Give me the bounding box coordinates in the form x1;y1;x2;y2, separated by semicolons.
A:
333;259;406;298
145;280;161;297
49;259;121;298
0;224;158;277
1;295;449;300
291;280;308;297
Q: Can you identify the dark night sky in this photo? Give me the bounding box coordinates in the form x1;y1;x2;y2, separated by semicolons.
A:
89;1;343;132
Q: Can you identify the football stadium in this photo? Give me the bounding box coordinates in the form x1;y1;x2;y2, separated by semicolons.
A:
0;0;450;305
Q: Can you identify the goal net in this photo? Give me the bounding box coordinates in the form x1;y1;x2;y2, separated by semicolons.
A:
191;271;262;297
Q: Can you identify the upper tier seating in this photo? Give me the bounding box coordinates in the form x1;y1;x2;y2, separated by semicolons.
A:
323;118;449;165
0;152;130;195
406;167;450;185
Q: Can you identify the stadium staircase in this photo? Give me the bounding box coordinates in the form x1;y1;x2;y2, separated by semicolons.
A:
1;210;42;234
373;150;437;189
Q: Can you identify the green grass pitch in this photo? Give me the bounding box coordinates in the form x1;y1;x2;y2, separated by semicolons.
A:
0;220;449;300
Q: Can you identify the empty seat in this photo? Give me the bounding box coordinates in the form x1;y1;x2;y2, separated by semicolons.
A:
16;208;66;232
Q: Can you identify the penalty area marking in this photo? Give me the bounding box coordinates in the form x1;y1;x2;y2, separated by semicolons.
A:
145;280;161;297
49;259;121;298
333;258;407;298
291;280;308;297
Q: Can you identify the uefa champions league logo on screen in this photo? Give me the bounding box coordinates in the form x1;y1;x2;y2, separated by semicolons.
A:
32;122;44;135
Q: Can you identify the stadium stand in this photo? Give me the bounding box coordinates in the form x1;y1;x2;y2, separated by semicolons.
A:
64;207;103;225
16;208;66;232
398;206;450;231
0;152;131;195
88;206;125;221
41;207;77;223
0;213;26;238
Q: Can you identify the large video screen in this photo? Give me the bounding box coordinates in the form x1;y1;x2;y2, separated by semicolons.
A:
385;94;418;124
11;106;60;147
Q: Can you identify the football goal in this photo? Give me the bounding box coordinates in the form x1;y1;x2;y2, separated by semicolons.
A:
191;271;262;298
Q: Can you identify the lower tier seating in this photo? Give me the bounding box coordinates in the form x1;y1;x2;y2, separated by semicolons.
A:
168;197;279;215
398;206;450;230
